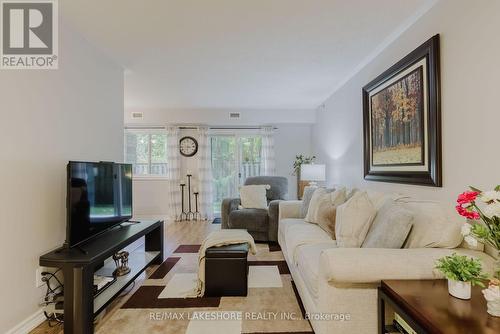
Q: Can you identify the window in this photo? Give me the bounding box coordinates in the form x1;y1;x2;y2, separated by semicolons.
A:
124;129;167;177
211;133;262;213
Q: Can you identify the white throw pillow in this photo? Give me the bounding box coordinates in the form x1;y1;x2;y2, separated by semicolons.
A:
239;185;270;209
396;198;463;249
304;188;327;223
335;191;376;248
314;188;347;238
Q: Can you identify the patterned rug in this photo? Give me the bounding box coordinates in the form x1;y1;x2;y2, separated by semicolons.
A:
96;243;313;334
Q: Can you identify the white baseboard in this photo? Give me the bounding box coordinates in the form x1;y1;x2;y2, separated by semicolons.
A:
5;309;46;334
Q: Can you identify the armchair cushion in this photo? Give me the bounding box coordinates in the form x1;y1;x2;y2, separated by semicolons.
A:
240;184;269;209
228;208;269;233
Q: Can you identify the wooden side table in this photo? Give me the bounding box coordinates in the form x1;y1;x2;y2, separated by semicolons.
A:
378;279;500;334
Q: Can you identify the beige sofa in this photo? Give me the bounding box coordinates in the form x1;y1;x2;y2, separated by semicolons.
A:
278;192;496;334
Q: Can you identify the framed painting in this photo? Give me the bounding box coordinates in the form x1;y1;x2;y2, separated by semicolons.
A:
363;34;442;187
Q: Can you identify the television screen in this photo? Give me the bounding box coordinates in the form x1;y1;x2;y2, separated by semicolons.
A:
66;161;132;247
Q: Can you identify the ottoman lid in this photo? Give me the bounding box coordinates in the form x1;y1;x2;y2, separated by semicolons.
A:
205;243;249;258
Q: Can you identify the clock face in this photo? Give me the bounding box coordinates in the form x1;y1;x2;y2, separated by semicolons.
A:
179;136;198;157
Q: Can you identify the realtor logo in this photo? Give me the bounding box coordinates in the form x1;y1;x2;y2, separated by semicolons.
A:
1;0;58;69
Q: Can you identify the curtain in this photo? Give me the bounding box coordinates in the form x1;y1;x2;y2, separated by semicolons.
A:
197;126;214;220
167;125;181;221
260;126;276;176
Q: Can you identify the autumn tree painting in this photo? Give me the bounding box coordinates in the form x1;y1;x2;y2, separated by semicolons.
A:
370;67;424;165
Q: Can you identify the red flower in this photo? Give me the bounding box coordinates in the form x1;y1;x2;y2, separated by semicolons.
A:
457;191;479;205
456;204;480;220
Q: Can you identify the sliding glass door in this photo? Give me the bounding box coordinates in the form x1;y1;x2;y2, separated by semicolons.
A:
211;134;262;214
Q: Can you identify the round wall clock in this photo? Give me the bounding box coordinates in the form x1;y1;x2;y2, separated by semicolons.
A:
179;136;198;157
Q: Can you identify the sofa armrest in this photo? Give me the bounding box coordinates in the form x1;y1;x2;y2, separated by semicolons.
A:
278;200;303;220
221;198;241;228
319;248;496;284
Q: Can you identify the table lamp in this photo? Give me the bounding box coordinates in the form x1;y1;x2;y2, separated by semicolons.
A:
300;164;326;186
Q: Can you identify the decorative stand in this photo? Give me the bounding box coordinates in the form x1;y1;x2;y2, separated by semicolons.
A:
179;174;202;222
186;174;195;220
193;192;201;221
179;183;187;221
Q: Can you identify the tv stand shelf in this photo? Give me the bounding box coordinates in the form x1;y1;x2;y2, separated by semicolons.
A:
40;220;164;334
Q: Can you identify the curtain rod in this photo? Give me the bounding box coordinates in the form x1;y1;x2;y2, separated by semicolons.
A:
125;125;278;130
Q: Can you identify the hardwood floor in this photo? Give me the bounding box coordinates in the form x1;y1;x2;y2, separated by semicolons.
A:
30;220;220;334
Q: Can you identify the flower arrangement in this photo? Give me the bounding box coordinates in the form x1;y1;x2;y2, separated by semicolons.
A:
435;253;487;287
456;186;500;279
292;154;316;176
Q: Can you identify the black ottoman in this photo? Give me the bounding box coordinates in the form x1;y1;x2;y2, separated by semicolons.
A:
204;243;249;297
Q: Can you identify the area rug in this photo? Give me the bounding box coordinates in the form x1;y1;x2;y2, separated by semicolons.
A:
96;243;313;334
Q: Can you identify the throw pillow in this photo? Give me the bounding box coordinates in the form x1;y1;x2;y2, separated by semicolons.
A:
304;188;327;223
335;191;376;248
315;188;347;238
362;200;413;248
300;186;318;218
240;185;270;209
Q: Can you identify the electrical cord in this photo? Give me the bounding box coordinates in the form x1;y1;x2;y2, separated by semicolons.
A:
119;280;136;297
41;269;64;325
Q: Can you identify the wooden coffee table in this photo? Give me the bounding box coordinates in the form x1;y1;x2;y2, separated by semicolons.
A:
378;279;500;334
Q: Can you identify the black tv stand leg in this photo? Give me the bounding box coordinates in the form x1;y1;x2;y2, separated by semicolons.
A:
145;223;164;265
63;265;94;334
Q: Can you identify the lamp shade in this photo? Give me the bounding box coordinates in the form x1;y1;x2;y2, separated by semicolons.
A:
300;164;326;182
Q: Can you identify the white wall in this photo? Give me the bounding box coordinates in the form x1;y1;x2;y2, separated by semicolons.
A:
313;0;500;204
0;22;124;333
131;123;313;217
125;107;315;125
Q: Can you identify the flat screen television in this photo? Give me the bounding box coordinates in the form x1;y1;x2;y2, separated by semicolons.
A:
66;161;133;248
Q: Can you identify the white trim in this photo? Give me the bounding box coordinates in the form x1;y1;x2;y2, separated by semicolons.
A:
317;0;440;109
5;309;45;334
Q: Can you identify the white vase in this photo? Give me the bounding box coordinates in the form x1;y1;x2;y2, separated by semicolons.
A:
448;279;471;300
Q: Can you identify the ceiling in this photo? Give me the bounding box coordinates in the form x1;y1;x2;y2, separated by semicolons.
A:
61;0;434;111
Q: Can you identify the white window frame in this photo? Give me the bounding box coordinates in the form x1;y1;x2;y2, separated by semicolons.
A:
124;128;169;180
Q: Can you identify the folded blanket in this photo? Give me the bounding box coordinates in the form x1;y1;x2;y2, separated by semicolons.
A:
190;229;257;297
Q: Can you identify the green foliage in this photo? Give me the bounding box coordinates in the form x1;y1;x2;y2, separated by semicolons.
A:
435;253;487;287
292;154;316;175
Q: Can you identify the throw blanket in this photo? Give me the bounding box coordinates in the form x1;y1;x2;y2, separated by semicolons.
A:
190;229;257;297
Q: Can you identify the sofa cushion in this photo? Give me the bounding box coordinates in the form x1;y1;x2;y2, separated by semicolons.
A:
285;222;332;263
278;218;305;240
335;191;376;248
300;186;318;218
396;198;463;249
295;242;337;299
362;200;413;248
240;185;270;209
228;209;269;232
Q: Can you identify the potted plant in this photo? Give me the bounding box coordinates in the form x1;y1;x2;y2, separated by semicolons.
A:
435;253;487;300
456;186;500;315
292;154;315;199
